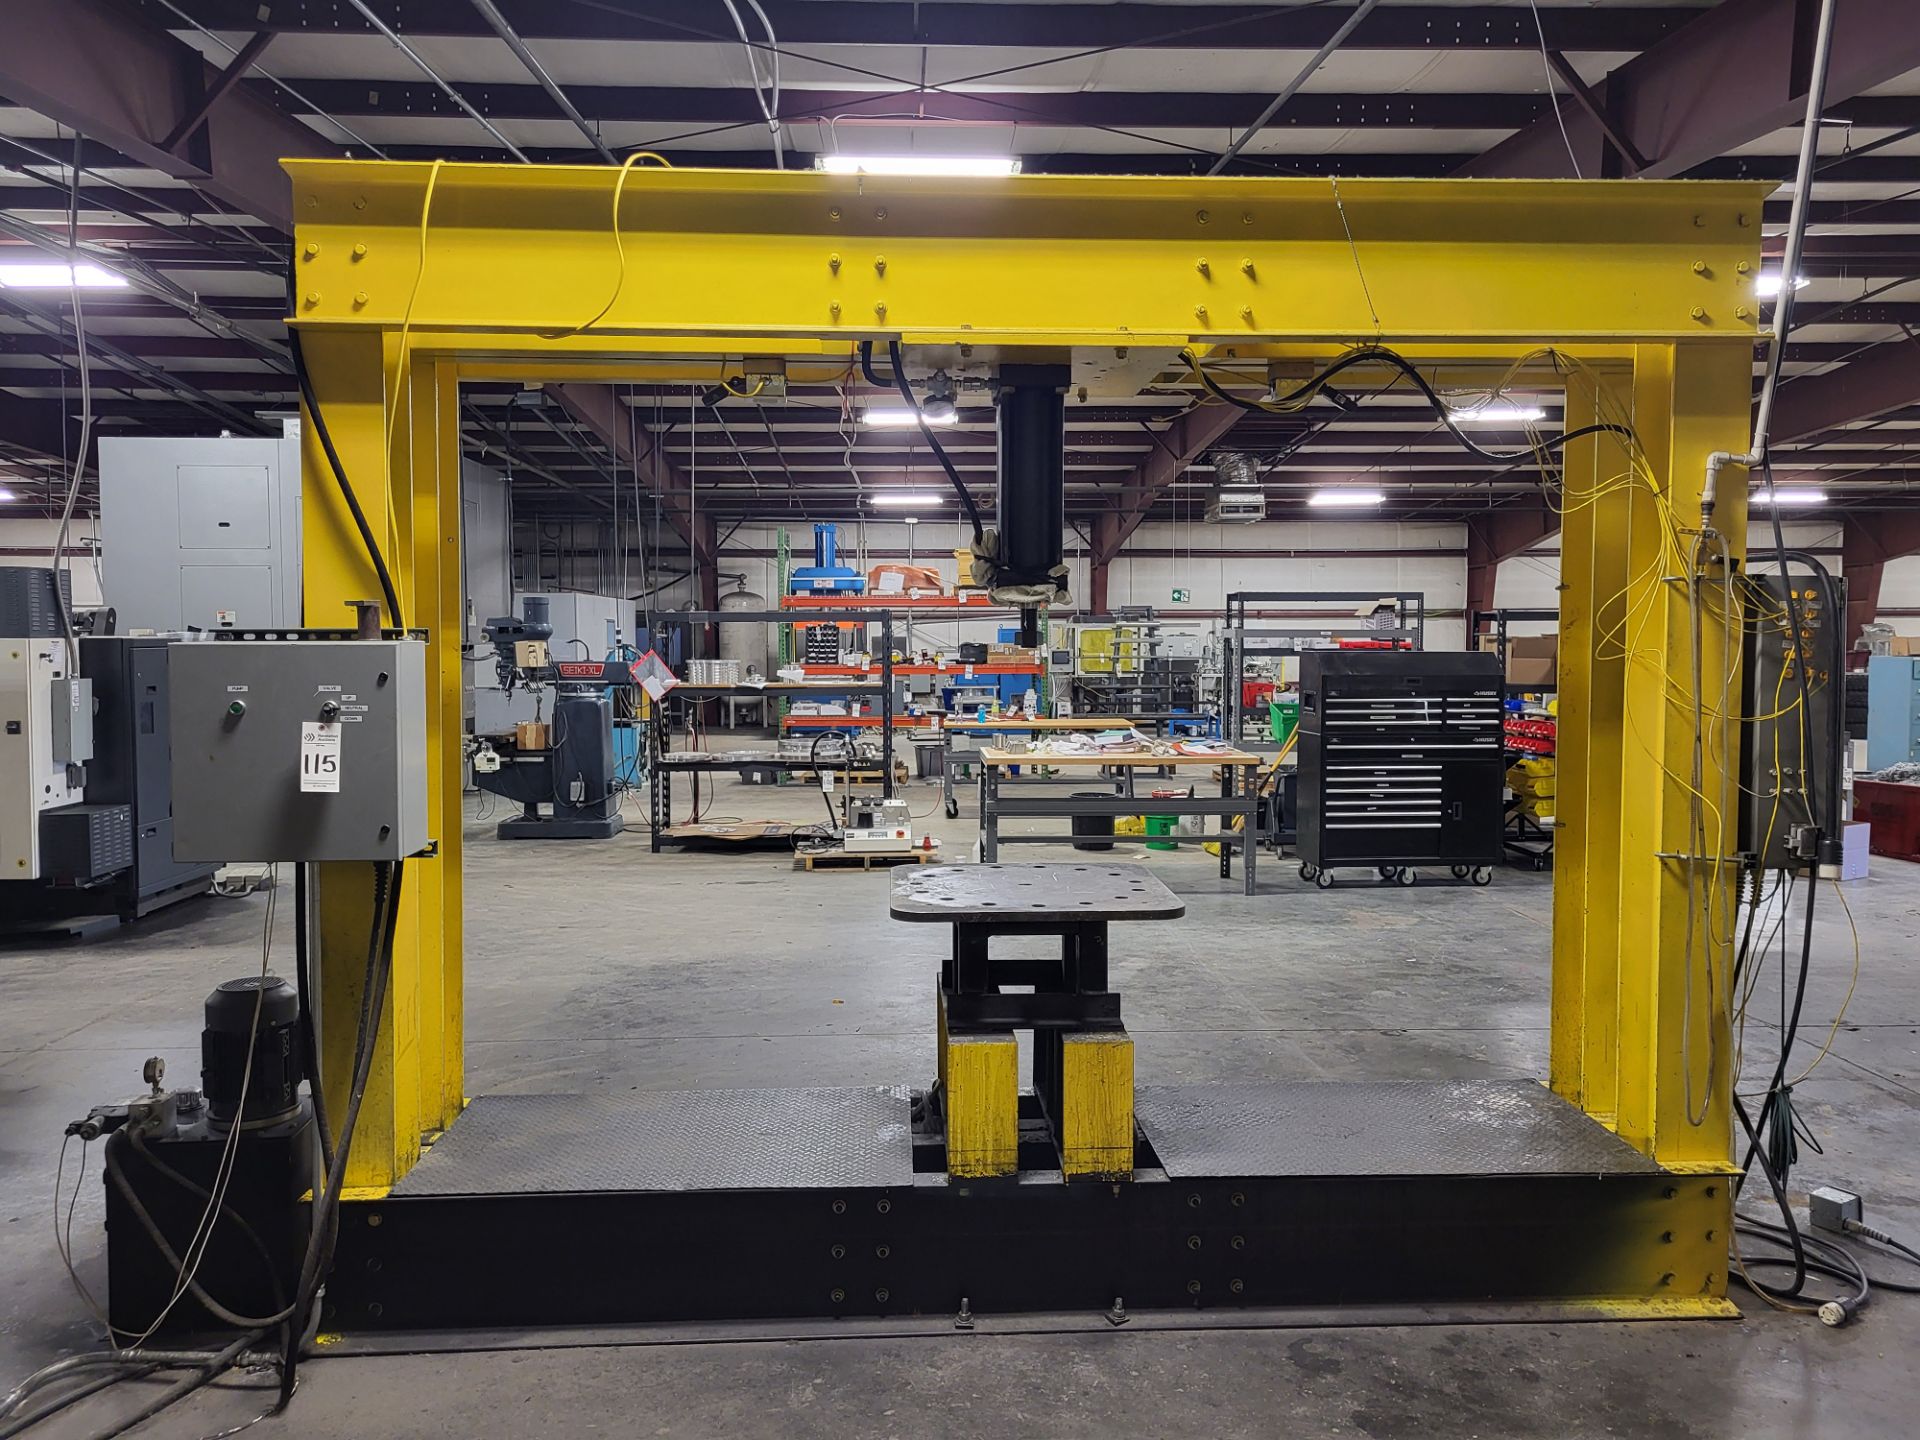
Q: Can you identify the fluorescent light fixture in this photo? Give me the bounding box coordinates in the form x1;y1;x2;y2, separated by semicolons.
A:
900;514;920;525
862;406;956;428
819;154;1020;177
0;486;16;502
1449;402;1547;424
0;261;128;289
1308;488;1385;508
1751;486;1825;506
1755;271;1810;298
869;491;949;507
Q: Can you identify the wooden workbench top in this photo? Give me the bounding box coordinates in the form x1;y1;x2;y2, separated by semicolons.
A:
977;747;1262;767
945;717;1152;732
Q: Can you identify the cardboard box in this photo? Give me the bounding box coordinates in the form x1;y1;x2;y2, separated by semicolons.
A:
1506;635;1558;689
1888;636;1916;657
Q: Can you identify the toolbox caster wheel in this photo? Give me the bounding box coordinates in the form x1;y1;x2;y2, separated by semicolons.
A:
1377;865;1397;881
1450;864;1471;880
1313;869;1336;890
1471;867;1494;886
1298;862;1317;882
1394;867;1417;887
944;799;959;819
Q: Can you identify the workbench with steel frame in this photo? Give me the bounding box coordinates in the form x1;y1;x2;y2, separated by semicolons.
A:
976;749;1263;894
933;715;1171;819
276;159;1768;1333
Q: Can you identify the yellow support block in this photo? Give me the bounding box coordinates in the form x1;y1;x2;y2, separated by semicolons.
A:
939;989;1018;1180
1058;1032;1135;1180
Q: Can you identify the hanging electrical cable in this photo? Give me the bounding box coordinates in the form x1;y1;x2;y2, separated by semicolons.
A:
856;341;984;542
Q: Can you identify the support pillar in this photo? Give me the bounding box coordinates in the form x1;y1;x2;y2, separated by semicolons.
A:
298;330;464;1192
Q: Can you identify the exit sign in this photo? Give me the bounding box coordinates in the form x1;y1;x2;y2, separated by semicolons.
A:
1171;588;1191;603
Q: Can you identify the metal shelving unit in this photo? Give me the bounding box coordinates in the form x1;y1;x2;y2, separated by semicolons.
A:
642;606;898;852
1222;592;1425;745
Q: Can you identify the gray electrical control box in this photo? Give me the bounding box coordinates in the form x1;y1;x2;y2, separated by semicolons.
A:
50;678;93;767
168;639;429;862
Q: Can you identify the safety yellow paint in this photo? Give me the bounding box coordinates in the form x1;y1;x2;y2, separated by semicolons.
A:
943;1030;1019;1180
1058;1032;1135;1179
285;161;1769;348
287;161;1764;1225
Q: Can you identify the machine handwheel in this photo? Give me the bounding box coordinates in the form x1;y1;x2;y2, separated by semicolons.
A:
1449;864;1472;880
1298;862;1317;881
1471;867;1494;886
944;799;959;819
1313;868;1336;890
1395;867;1417;887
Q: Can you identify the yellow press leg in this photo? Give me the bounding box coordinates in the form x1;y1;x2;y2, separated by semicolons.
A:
1056;1032;1134;1180
1553;342;1748;1175
299;330;463;1191
1551;369;1635;1125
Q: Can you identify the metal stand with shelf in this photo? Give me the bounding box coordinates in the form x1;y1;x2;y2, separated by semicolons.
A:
641;607;897;853
1222;592;1425;747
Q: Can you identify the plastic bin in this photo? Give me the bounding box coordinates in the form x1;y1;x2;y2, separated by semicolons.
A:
1071;793;1116;851
1270;697;1300;745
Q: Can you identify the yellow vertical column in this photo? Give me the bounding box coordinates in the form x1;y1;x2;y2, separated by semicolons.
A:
1550;366;1634;1123
298;327;458;1190
1606;342;1749;1168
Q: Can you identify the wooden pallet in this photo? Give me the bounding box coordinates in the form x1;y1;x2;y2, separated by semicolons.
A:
795;845;940;872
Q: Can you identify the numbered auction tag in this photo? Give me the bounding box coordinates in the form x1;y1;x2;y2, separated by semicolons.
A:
300;721;342;793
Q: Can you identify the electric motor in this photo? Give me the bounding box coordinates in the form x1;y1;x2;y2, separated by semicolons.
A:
201;975;304;1126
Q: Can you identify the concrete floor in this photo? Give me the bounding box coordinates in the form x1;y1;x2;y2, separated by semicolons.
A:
4;772;1919;1438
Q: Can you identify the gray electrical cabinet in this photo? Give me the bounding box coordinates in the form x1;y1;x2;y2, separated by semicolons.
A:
168;639;429;861
99;429;303;631
1866;654;1920;772
1740;573;1843;868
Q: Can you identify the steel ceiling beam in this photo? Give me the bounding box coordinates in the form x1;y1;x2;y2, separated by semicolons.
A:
2;0;332;232
1768;344;1920;445
278;80;1559;132
1463;0;1920;180
151;1;1700;52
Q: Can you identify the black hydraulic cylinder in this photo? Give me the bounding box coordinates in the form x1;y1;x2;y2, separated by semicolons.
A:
995;364;1070;592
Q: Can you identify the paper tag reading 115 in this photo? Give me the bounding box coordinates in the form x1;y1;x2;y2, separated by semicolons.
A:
300;721;342;793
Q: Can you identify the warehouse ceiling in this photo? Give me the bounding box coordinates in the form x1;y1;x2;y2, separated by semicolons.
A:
4;0;1920;530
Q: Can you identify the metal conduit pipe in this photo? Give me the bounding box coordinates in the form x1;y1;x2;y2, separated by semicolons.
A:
1702;0;1838;521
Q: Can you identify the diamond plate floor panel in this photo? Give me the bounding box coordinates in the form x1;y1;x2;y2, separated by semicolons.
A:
1135;1080;1660;1179
394;1087;916;1196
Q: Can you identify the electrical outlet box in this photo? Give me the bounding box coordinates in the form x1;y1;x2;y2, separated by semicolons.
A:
50;677;92;766
1809;1185;1862;1235
169;639;429;862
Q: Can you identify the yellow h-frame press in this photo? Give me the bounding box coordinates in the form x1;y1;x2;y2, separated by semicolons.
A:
289;159;1765;1329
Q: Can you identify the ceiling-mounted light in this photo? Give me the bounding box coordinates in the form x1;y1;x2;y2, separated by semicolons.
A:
819;155;1020;177
862;406;956;428
869;491;950;507
1448;402;1547;425
0;486;17;502
1755;271;1810;298
1308;489;1385;507
0;261;127;289
1751;486;1825;506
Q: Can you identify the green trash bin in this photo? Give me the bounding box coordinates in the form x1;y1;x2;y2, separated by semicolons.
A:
1270;697;1300;745
1144;815;1179;850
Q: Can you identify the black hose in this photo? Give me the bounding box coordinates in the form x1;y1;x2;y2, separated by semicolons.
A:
277;860;405;1410
1180;346;1634;468
86;1329;267;1440
858;340;985;542
287;329;404;630
291;864;335;1173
